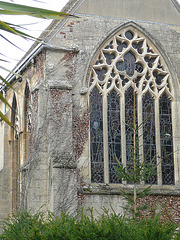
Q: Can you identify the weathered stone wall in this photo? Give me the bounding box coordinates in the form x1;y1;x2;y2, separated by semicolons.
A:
0;51;47;220
46;6;179;216
0;0;179;223
0;120;11;223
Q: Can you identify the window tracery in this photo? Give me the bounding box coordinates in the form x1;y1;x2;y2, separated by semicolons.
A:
89;27;174;185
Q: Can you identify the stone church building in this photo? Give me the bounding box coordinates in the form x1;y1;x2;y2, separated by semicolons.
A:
0;0;180;221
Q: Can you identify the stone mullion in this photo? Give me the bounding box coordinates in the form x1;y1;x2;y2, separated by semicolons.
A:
103;93;109;183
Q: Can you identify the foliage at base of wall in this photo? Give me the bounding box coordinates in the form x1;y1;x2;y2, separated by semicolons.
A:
0;209;179;240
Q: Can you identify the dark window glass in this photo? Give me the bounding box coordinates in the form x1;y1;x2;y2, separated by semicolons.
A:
125;87;138;177
107;90;121;183
125;31;134;40
116;40;127;52
116;52;136;76
143;92;157;184
116;52;143;77
132;41;143;54
95;68;107;81
103;52;115;65
90;88;104;183
159;93;174;185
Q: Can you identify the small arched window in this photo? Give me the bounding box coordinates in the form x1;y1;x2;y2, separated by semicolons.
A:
23;82;31;163
89;27;175;185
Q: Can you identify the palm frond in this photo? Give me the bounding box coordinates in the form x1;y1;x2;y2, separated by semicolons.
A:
0;1;77;19
0;110;12;127
0;1;76;128
0;91;11;109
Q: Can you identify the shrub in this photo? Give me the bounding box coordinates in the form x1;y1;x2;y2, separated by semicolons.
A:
0;210;179;240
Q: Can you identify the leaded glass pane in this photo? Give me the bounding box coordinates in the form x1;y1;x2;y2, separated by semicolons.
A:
116;51;143;77
132;41;143;54
116;40;127;52
116;52;136;76
90;88;104;183
159;93;174;185
125;87;138;176
107;90;121;183
103;52;116;65
125;30;134;40
143;92;157;184
95;67;107;81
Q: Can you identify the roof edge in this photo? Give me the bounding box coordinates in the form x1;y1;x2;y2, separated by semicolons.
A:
171;0;180;13
2;0;83;90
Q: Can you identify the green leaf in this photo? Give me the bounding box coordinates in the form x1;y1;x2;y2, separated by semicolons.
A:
0;110;12;127
0;74;15;90
0;91;11;109
0;20;38;41
0;1;77;19
0;1;77;127
0;19;22;36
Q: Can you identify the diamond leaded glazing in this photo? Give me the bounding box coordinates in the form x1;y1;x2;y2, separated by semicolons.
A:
89;27;174;185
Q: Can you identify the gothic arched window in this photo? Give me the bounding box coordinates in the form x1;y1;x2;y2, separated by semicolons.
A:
23;82;31;163
89;27;175;185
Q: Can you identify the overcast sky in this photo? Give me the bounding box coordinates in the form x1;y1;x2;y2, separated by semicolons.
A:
0;0;180;78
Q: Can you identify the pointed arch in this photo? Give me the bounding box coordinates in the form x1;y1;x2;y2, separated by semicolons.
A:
11;93;17;128
87;22;179;94
88;22;174;97
22;80;32;164
11;93;21;140
88;23;179;185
